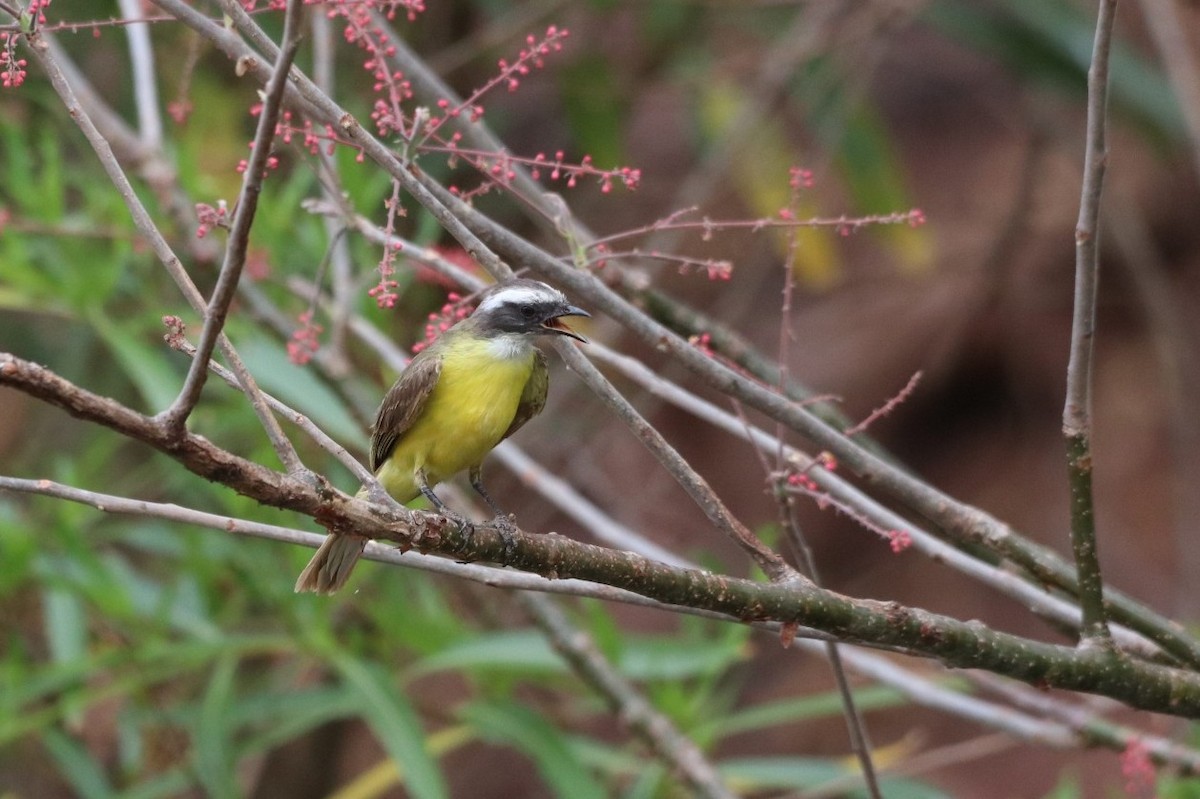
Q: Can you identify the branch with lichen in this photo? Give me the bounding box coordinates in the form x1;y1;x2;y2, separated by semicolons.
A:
7;352;1200;717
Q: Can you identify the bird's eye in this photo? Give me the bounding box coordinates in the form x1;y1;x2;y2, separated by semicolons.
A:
520;304;536;319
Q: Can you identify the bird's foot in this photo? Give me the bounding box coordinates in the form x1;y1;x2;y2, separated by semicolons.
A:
437;509;475;548
492;514;519;561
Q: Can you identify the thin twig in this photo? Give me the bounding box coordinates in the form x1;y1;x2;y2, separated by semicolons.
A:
166;328;373;486
116;0;163;147
773;178;879;796
163;0;304;465
1064;0;1119;647
553;339;800;583
24;23;305;479
780;499;882;799
423;175;1200;668
519;594;738;799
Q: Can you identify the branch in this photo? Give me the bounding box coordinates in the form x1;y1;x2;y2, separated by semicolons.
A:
163;0;303;469
23;24;305;478
230;0;1199;668
1064;0;1119;647
8;353;1200;717
420;174;1200;668
519;594;738;799
780;499;882;799
116;0;163;148
300;193;1168;661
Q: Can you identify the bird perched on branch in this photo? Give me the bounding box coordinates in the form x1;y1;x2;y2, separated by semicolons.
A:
295;278;590;594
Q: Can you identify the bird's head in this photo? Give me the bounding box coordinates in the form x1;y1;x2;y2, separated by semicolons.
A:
472;279;590;343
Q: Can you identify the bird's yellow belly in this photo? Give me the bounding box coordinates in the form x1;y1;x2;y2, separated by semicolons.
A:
376;346;534;503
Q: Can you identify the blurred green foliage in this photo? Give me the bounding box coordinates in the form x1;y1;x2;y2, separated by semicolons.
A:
3;0;1197;796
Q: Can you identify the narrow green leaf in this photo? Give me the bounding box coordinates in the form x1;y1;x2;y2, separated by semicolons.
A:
41;728;115;799
617;634;746;681
42;586;88;665
237;337;365;448
720;756;951;798
461;700;606;799
196;653;240;799
410;630;564;676
89;311;180;412
333;656;448;799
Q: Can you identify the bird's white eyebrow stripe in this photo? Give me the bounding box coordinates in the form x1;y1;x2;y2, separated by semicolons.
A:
476;284;563;314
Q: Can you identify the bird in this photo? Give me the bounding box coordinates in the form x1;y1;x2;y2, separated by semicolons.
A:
295;278;589;594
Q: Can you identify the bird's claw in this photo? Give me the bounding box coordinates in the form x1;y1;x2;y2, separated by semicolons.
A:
486;514;519;560
457;517;476;548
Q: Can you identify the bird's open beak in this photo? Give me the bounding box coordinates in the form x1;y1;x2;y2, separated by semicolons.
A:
541;305;590;343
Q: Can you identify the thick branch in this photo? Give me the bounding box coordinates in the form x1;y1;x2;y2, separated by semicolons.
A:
7;352;1200;718
420;175;1200;668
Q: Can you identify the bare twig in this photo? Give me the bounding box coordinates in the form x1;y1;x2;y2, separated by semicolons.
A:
780;499;882;799
1064;0;1119;647
163;0;304;465
117;0;163;147
844;371;922;437
24;23;304;478
520;594;738;799
423;176;1200;667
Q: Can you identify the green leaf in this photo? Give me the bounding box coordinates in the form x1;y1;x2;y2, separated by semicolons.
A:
42;586;88;666
411;630;564;677
617;633;747;681
236;337;365;449
333;656;448;799
461;699;607;799
196;653;240;799
89;311;181;412
714;685;912;738
41;728;115;799
233;686;362;757
721;756;951;798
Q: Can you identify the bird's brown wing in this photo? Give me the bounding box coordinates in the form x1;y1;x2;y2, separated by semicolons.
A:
501;349;548;442
370;353;442;472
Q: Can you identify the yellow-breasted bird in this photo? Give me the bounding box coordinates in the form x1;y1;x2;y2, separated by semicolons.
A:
295;278;589;594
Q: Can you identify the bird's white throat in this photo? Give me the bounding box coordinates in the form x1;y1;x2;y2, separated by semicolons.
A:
486;333;535;360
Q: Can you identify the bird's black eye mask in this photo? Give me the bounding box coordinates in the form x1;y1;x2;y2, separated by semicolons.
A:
483;300;589;342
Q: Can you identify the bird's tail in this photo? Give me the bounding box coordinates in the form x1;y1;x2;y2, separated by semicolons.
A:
294;533;367;594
